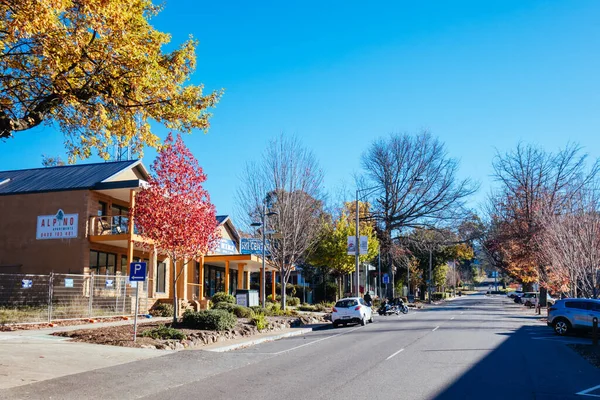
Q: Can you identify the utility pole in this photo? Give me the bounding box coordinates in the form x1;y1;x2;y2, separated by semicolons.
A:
428;248;433;303
378;247;381;298
355;190;360;297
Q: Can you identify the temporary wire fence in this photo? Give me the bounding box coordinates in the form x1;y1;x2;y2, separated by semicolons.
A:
0;273;149;324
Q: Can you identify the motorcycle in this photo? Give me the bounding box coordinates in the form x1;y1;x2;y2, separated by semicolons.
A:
377;300;409;316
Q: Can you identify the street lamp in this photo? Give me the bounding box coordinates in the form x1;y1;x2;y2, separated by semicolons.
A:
355;185;380;297
251;201;277;307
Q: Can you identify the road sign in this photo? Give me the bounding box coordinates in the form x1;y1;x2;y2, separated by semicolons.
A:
129;262;147;282
382;273;390;284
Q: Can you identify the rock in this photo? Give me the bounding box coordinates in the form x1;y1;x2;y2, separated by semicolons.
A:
174;342;184;350
140;345;155;349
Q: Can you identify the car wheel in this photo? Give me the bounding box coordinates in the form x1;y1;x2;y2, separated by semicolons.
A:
553;319;571;336
369;314;374;323
360;316;366;326
332;321;339;328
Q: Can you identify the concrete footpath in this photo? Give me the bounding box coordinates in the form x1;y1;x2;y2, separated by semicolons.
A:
0;318;328;390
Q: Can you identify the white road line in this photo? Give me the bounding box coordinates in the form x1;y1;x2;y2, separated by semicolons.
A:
272;326;363;355
432;326;439;332
450;317;455;320
386;348;404;360
460;311;464;314
576;383;600;397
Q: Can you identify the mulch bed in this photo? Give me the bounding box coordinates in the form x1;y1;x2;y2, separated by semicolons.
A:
52;314;329;350
568;344;600;369
0;316;133;332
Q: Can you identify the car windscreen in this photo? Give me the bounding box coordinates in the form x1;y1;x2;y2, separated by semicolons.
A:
335;299;358;308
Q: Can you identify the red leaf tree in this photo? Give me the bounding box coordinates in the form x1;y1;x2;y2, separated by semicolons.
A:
133;133;219;322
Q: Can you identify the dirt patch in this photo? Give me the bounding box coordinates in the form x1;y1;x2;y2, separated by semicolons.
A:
0;316;133;332
568;344;600;369
53;314;330;350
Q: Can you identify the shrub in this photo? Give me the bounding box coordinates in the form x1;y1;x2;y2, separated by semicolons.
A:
431;292;447;301
250;306;270;316
141;325;185;340
149;303;174;317
267;294;281;302
211;292;235;304
232;305;253;318
212;302;236;312
298;305;316;312
182;309;237;331
286;297;301;307
251;312;268;331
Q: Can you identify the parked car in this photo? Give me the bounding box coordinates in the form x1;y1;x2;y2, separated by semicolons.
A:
519;292;556;307
332;297;373;327
548;298;600;336
507;290;523;299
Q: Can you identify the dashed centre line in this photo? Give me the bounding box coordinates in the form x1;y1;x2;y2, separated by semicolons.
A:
432;326;440;332
386;348;404;360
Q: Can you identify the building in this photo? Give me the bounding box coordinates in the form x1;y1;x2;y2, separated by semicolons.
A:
0;160;276;311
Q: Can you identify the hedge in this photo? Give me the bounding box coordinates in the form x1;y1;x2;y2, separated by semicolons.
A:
182;309;237;331
212;302;253;318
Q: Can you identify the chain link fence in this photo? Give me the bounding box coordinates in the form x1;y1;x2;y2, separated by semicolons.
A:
0;273;149;325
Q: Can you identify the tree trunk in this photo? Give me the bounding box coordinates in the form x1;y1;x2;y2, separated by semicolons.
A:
172;257;178;324
281;278;287;310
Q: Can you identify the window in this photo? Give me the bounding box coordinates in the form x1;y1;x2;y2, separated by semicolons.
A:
156;262;166;293
98;201;107;217
111;204;129;233
89;250;117;275
335;299;358;308
121;256;127;275
566;301;590;310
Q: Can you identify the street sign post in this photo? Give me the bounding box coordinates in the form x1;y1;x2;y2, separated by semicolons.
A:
129;262;147;342
382;273;390;284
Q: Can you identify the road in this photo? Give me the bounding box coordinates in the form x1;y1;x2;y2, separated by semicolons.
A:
2;294;599;400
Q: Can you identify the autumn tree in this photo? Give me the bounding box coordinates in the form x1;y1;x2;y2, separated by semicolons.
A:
484;143;599;304
237;135;324;309
1;0;221;161
133;133;219;322
308;202;379;298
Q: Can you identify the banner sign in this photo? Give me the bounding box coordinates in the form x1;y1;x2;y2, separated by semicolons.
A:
347;236;369;255
214;238;238;255
241;238;271;256
36;209;78;240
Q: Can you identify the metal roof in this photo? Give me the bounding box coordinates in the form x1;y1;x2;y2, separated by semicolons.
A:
0;160;147;195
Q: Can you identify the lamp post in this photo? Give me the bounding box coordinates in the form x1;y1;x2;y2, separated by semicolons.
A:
251;201;277;307
355;186;381;297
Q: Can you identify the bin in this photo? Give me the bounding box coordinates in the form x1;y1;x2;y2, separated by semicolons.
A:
235;289;259;307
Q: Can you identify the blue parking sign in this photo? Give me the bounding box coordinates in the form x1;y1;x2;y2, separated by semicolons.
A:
382;273;390;284
129;262;147;282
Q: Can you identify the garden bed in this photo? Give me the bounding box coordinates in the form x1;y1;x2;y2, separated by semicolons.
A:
568;344;600;369
53;314;329;350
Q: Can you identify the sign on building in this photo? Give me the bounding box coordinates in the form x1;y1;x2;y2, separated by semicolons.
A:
36;209;78;240
240;238;271;255
215;238;238;255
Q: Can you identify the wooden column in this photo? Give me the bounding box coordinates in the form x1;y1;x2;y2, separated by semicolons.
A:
199;256;205;299
271;271;277;300
225;260;230;295
245;270;251;290
237;264;245;290
148;246;157;298
126;189;136;268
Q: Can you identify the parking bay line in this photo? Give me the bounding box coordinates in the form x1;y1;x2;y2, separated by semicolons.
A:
576;383;600;397
271;326;364;355
432;326;440;332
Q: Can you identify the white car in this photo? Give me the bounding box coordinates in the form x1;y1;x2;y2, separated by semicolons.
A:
332;297;373;327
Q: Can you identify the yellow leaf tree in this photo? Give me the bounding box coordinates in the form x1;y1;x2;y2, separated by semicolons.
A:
0;0;222;161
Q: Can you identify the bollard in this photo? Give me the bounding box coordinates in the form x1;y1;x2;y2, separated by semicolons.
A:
593;317;598;346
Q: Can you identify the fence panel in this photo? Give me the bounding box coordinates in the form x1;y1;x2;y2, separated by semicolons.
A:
51;274;92;320
0;273;51;324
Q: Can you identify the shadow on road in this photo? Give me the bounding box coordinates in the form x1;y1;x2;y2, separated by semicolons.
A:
432;324;599;400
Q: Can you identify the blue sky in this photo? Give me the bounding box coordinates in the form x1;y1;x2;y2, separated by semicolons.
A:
2;0;600;217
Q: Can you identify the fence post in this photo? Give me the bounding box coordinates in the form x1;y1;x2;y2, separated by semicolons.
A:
593;317;598;346
88;273;94;318
48;272;54;323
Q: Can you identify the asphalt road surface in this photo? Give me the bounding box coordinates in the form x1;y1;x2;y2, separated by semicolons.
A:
2;294;599;400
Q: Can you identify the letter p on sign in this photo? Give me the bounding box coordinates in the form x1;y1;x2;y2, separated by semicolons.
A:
129;262;147;282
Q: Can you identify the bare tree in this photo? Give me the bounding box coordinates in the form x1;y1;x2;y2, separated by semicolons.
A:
538;186;600;298
237;135;325;309
361;131;478;290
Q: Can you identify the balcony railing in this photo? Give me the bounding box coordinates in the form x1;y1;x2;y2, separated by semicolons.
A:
89;216;130;236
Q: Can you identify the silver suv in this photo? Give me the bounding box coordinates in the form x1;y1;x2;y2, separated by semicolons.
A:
547;298;600;336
